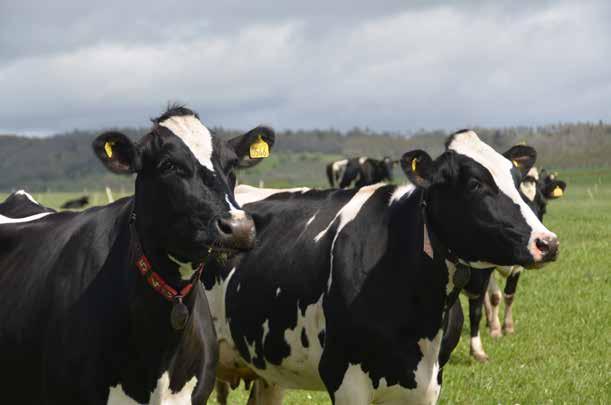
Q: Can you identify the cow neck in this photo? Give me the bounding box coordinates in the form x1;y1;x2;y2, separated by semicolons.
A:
128;212;203;305
419;188;470;309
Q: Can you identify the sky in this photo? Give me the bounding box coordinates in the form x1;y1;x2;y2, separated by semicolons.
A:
1;0;610;135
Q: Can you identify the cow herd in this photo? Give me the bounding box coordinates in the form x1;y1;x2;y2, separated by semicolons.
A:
0;106;566;405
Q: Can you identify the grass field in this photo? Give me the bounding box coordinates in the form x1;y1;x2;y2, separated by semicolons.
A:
2;167;609;404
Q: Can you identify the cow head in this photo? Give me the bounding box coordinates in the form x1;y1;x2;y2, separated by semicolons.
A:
93;106;274;263
521;168;566;220
401;130;558;268
382;156;394;181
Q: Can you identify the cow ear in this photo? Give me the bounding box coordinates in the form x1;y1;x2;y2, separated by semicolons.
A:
93;131;141;174
401;150;434;188
228;126;275;169
545;180;566;199
503;145;537;176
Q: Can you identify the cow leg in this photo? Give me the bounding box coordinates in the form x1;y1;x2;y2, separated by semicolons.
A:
469;295;489;362
487;275;503;338
246;380;284;405
503;273;521;334
215;379;229;405
483;291;492;326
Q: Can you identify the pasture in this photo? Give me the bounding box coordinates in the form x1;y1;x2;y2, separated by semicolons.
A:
2;167;609;404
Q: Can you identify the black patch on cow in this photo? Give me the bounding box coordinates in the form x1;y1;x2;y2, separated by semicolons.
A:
318;330;326;348
301;329;309;348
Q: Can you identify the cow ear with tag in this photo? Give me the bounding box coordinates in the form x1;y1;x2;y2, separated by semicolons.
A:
545;179;566;199
502;145;537;177
228;126;276;169
93;131;142;174
401;150;434;188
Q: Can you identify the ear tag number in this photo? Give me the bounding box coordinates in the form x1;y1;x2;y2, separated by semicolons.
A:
512;160;519;168
249;136;269;159
552;186;564;197
411;157;419;172
104;141;115;158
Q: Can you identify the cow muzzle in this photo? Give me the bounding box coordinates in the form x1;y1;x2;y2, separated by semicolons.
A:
529;231;559;264
213;211;256;251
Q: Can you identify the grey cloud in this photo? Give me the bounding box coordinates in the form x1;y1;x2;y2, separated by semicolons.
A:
1;0;610;133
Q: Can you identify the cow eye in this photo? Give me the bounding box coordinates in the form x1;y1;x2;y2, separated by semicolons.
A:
158;160;179;175
467;179;481;193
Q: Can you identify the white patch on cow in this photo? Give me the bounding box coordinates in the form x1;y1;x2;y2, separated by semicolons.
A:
0;212;52;224
15;190;40;205
314;184;384;291
527;166;540;181
358;156;367;165
305;214;317;228
159;114;214;172
224;195;248;221
520;178;537;202
167;254;196;281
248;295;326;390
107;372;197;405
447;131;555;262
334;364;374;405
334;331;442;404
332;159;348;185
470;333;485;356
388;184;416;206
276;287;281;297
496;265;524;278
235;185;310;206
445;260;457;296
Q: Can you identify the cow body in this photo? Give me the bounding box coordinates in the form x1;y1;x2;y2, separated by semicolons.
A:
61;195;90;209
0;106;275;404
207;131;559;404
327;157;394;188
0;190;55;217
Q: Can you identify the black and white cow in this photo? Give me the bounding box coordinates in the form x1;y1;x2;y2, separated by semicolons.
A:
0;106;274;404
204;130;559;404
457;166;567;362
0;190;55;217
327;157;395;188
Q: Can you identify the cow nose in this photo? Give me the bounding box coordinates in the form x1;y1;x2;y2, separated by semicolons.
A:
214;212;256;250
532;233;559;262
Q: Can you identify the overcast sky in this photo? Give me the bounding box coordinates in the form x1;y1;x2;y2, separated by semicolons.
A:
1;0;610;135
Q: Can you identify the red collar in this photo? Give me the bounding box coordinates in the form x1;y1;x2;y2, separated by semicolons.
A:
135;255;203;302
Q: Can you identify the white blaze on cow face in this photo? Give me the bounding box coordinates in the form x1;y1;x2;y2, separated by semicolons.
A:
159;114;214;172
447;131;556;263
520;167;540;202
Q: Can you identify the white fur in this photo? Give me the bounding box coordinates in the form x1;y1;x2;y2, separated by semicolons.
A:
520;179;537;202
314;184;385;291
15;190;40;205
167;254;197;281
0;212;52;224
107;372;197;404
234;185;310;206
388;184;416;206
447;131;555;262
159;115;214;172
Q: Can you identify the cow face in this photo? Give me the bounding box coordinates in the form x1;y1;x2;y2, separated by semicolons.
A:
401;130;558;268
382;156;394;181
93;106;274;262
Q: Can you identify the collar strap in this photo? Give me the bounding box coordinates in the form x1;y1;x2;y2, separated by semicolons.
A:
135;255;203;302
130;212;203;303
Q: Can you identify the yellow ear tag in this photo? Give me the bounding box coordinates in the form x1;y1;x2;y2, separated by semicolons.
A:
411;157;418;172
104;141;114;158
249;136;269;159
552;186;564;197
512;160;519;168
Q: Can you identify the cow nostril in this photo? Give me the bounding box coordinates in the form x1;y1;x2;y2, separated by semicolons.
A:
535;238;550;254
216;218;233;236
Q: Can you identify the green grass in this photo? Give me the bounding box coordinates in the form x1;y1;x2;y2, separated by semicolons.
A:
2;168;609;404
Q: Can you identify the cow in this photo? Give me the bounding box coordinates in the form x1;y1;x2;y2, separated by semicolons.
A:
204;130;559;405
0;190;55;217
456;166;567;362
327;157;395;188
0;105;275;404
61;195;90;209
